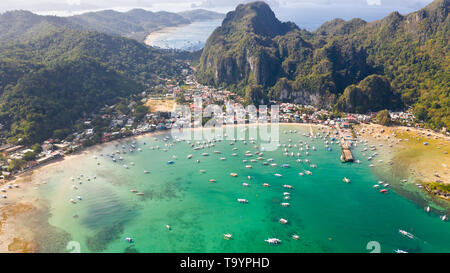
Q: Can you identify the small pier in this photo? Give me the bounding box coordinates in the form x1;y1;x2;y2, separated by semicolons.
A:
340;143;354;162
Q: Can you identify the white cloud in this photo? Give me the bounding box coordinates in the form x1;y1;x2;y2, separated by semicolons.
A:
66;0;81;5
367;0;382;6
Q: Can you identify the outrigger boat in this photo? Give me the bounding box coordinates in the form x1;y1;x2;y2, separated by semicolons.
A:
399;229;415;239
283;185;293;189
263;183;270;187
224;233;232;240
237;198;248;203
230;173;238;177
394;249;408;253
279;218;288;224
281;202;290;207
265;238;281;245
343;177;350;183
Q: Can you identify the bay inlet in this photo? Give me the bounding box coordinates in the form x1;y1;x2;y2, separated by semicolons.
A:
3;124;449;253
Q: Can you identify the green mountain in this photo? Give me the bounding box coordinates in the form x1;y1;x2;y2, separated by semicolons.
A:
69;9;190;42
0;25;182;144
0;9;224;44
0;58;141;144
198;0;449;130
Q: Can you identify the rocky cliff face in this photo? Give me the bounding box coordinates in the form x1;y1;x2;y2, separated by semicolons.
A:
198;1;296;88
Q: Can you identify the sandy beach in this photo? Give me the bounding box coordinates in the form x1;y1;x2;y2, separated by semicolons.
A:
144;24;189;47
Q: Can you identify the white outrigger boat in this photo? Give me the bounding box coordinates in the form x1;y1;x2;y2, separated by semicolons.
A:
263;183;270;187
242;183;249;187
237;198;248;203
292;234;300;240
283;185;293;189
343;177;350;183
187;154;193;159
224;233;232;240
281;202;290;207
394;249;408;253
441;215;448;221
399;229;415;239
279;218;288;224
265;238;281;245
274;173;282;177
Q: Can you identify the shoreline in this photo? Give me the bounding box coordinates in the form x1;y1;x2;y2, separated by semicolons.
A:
4;122;450;198
355;123;450;201
144;23;191;47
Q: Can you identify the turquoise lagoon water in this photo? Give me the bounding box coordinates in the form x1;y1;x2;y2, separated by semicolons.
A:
28;125;450;253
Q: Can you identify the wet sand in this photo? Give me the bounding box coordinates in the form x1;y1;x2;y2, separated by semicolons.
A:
355;123;450;199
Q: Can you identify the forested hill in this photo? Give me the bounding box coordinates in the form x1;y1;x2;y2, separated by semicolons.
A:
0;25;183;144
198;0;449;130
0;9;224;43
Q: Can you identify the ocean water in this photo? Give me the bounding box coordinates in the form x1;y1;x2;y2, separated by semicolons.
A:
24;125;450;253
145;19;222;51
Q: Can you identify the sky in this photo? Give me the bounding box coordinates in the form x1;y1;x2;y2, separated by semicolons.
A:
0;0;435;30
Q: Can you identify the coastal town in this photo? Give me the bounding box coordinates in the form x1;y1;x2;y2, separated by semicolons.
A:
0;69;449;200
